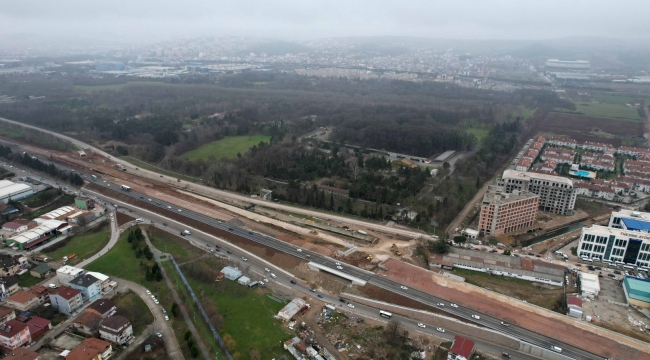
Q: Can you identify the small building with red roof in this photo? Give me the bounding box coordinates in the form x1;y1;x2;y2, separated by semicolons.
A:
447;335;475;360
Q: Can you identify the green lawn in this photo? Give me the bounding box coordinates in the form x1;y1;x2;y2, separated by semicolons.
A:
592;94;644;105
28;195;75;219
555;101;642;122
147;227;203;264
21;188;61;208
41;223;110;265
0;128;26;138
113;292;154;336
17;272;43;287
464;127;489;143
119;156;199;183
521;107;537;120
183;135;271;161
182;270;291;359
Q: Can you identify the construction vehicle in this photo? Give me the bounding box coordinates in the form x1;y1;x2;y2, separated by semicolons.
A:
390;244;403;256
366;254;373;261
309;230;318;235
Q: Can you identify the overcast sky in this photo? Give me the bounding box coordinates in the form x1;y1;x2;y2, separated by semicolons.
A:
1;0;648;43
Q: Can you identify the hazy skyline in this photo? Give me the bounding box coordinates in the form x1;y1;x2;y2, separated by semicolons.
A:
2;0;649;44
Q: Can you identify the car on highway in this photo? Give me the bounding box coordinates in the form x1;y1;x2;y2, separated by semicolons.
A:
400;286;408;290
226;250;232;254
241;257;248;261
264;268;270;272
436;303;444;307
248;231;253;234
297;248;302;252
339;298;346;303
450;303;458;308
436;327;445;333
168;206;172;209
500;321;508;326
178;209;182;212
347;303;354;308
335;262;341;266
317;294;323;298
550;345;562;353
502;352;511;358
163;223;167;226
206;244;211;247
336;266;343;270
417;323;426;328
471;314;480;320
310;288;316;292
290;280;296;284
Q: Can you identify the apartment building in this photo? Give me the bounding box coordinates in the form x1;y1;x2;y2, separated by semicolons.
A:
498;170;577;215
49;287;83;315
478;185;539;236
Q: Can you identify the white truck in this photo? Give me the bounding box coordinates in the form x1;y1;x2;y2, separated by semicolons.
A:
325;304;336;311
357;230;368;235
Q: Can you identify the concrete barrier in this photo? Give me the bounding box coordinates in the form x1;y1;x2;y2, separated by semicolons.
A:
519;343;574;360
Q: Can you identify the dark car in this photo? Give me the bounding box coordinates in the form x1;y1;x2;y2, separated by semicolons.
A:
228;228;234;231
128;209;132;212
317;294;323;298
339;298;346;303
607;273;615;278
614;270;622;275
594;266;602;270
226;250;232;254
290;280;296;284
215;249;221;252
163;223;167;226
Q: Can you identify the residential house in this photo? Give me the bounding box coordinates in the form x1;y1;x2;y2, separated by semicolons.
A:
546;137;578;148
6;291;39;311
574;182;616;201
56;266;84;286
85;299;116;319
28;286;51;305
0;255;21;277
0;276;20;299
0;319;31;350
617;176;650;192
85;272;111;293
617;146;650;157
0;305;16;325
515;157;532;172
49;287;83;315
70;274;102;302
447;335;475;360
25;317;51;340
1;222;28;233
581;141;613;152
73;311;102;336
67;337;112;360
29;263;52;279
99;315;133;345
3;348;41;360
0;204;19;216
541;159;557;172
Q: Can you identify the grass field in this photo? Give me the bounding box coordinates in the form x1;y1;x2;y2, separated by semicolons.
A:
42;222;110;265
521;107;537;120
451;268;563;310
555;101;642;122
119;156;199;183
464;127;490;143
28;194;75;219
183;273;291;359
592;94;644;105
113;292;154;336
21;188;60;208
147;227;204;264
0;128;26;138
17;272;43;287
183;135;271;161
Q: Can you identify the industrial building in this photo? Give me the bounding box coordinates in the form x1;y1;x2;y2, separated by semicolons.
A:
0;180;33;205
478;185;539;236
220;266;242;281
5;220;71;250
36;206;77;223
579;272;600;298
623;276;650;308
567;296;583;318
277;298;308;322
498;170;577;215
545;59;591;70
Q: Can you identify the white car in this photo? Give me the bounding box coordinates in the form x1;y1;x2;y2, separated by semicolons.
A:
450;303;458;308
347;303;355;308
146;290;151;295
400;286;408;290
297;248;302;252
164;315;169;321
336;266;343;270
156;332;162;338
436;303;444;307
264;268;270;272
436;327;445;333
471;314;481;320
263;278;269;283
154;300;159;304
151;295;156;299
242;257;248;262
335;262;341;266
417;323;426;328
178;209;182;212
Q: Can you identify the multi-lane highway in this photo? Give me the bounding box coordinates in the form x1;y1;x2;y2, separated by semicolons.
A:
82;175;599;360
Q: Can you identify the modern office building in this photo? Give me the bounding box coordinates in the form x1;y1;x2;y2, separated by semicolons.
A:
577;225;650;268
498;170;577;215
478;185;539;236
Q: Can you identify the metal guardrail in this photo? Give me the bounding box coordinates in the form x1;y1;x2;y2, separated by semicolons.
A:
169;256;234;360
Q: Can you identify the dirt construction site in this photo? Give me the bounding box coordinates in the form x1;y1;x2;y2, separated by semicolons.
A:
9;138;650;359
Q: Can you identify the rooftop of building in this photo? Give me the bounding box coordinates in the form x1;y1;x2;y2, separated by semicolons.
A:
25;316;50;329
0;305;14;318
0;319;28;339
0;183;32;199
73;311;102;329
449;335;475;358
483;185;539;205
100;315;130;330
87;299;115;315
71;274;99;288
3;348;40;360
6;291;37;304
31;263;52;275
51;287;81;300
624;276;650;303
56;265;84;276
502;169;574;186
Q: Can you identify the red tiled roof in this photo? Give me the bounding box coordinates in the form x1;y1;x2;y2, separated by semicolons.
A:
52;287;81;300
26;316;50;329
567;296;583;308
449;335;475;358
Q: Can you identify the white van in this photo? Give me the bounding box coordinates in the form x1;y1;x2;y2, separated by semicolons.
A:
270;273;277;279
136;218;144;223
550;346;562;353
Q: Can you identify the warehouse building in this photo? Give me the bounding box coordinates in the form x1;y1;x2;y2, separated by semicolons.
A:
36;206;77;223
498;170;577;215
478;185;539;236
623;276;650;308
277;298;308;322
0;180;33;205
5;220;71;250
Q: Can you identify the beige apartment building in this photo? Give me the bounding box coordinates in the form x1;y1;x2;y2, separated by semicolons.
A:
478;185;539;236
498;169;577;215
